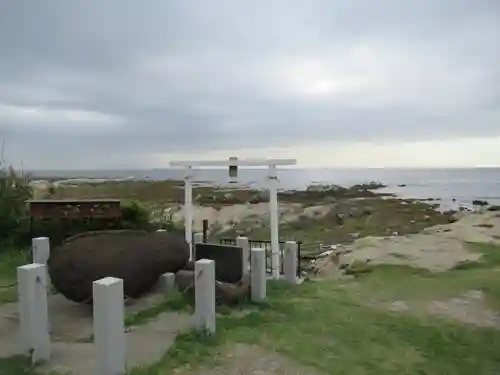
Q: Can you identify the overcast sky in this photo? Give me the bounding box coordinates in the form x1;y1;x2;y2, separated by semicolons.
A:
1;0;499;169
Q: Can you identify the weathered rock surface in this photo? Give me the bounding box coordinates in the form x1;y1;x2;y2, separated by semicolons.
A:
48;230;189;303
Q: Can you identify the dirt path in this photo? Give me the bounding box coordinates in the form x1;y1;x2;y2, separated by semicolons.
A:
0;292;192;374
185;343;326;375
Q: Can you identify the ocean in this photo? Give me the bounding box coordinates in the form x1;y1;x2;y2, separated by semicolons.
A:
30;167;500;210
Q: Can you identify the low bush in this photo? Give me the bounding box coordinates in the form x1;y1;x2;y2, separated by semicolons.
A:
120;200;151;229
0;163;32;249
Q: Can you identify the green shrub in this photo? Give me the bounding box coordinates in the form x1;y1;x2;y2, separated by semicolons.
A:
120;200;151;229
0;163;32;248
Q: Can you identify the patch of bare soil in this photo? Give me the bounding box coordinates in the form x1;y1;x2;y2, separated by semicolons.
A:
426;290;500;329
318;212;500;275
0;291;192;375
184;343;326;375
170;202;328;233
381;291;500;330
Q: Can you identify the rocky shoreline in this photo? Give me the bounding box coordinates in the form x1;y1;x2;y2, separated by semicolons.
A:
27;178;499;257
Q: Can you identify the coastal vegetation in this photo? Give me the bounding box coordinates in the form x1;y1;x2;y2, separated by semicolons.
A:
3;242;500;374
4;169;500;374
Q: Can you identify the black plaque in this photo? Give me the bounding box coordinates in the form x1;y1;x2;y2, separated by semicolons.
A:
194;243;243;283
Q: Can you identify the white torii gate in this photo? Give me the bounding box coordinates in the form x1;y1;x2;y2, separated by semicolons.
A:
170;157;297;279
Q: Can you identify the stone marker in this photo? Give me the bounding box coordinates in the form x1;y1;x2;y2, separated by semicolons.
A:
236;236;250;277
93;277;125;375
283;241;298;284
158;272;176;295
194;259;216;334
18;263;50;364
251;248;266;302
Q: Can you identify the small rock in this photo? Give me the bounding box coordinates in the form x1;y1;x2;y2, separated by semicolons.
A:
448;211;465;223
324;196;337;204
335;213;345;225
463;290;484;300
389;301;409;312
473;199;489;206
487;205;500;212
362;207;374;216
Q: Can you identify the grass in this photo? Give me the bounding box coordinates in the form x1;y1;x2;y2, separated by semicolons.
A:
125;290;193;327
0;356;63;375
122;243;500;374
0;247;29;304
0;356;43;375
3;244;500;374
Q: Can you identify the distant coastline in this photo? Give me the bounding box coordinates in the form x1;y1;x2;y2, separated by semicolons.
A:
26;167;500;213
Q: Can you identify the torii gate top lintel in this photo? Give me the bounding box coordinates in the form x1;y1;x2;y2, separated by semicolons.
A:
170;158;297;168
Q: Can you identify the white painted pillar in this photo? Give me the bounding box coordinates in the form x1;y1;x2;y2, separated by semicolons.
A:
17;263;50;364
251;248;266;302
194;259;216;334
184;168;194;261
268;165;280;279
158;272;176;295
236;236;250;278
32;237;50;264
93;277;125;375
284;241;298;284
32;237;51;291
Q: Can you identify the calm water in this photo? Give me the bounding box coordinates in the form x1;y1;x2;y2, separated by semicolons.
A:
31;168;500;210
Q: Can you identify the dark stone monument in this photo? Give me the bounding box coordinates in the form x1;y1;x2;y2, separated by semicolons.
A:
194;243;243;283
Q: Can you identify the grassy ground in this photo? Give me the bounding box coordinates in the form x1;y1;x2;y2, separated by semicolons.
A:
0;247;29;304
3;243;500;374
127;242;500;375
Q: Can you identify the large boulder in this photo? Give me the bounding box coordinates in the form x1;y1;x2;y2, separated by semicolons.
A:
48;230;189;303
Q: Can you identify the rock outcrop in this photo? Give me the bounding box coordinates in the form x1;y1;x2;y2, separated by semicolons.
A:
48;230;189;303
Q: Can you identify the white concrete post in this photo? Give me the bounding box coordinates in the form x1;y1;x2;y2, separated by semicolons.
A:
93;277;125;375
194;259;216;334
32;237;50;264
158;272;176;295
32;237;51;291
284;241;298;284
268;165;280;279
236;236;250;278
184;168;194;261
193;232;204;244
17;263;50;364
251;248;266;302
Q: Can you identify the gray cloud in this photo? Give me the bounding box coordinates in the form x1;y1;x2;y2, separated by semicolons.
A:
1;0;500;168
